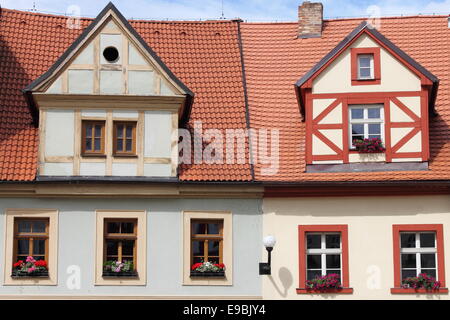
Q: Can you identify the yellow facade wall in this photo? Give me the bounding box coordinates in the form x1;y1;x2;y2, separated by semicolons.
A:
262;195;450;300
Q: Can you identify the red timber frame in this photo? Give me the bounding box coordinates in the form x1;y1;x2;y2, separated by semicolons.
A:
297;225;353;294
391;224;448;294
351;47;381;85
305;91;429;164
302;28;433;165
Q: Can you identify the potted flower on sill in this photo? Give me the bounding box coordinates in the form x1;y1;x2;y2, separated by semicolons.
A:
353;138;386;153
401;273;441;291
190;261;226;277
12;256;49;278
102;260;138;277
305;273;342;292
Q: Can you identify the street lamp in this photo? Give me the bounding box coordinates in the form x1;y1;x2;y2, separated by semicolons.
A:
259;235;276;275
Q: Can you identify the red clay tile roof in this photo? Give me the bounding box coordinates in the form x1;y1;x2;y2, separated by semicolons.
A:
0;8;251;181
241;16;450;182
1;8;449;183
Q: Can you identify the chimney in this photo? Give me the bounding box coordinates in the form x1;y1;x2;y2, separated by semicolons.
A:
298;1;323;38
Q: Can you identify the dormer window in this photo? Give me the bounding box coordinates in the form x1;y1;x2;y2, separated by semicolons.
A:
82;120;106;156
357;54;374;79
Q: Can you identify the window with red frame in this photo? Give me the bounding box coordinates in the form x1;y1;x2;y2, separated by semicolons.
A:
392;224;446;291
297;225;352;293
351;47;381;85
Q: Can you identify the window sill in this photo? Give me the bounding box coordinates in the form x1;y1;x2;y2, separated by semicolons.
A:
390;288;448;294
190;271;225;278
11;271;49;278
351;78;380;86
81;154;107;158
112;154;138;158
296;288;353;294
102;271;138;278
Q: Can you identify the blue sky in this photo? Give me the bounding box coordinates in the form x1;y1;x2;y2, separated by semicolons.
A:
1;0;449;21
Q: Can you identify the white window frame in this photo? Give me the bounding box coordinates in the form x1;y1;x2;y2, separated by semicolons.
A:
357;54;374;79
306;233;342;279
348;104;385;149
400;232;438;279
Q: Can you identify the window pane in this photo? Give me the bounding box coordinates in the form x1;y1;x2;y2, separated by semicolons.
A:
193;256;204;264
325;234;340;249
117;125;124;138
126;139;132;152
192;223;206;235
401;233;416;248
121;222;134;234
421;254;436;268
17;256;28;262
106;240;119;256
326;254;341;269
18;221;31;233
359;67;371;78
368;124;381;135
351;124;364;135
368;108;380;119
352;136;364;144
207;223;220;235
34;255;45;261
368;135;381;139
351;109;363;119
209;257;220;264
94;125;102;138
402;269;417;278
307;270;321;281
208;241;220;256
126;126;133;139
33;239;46;255
307;255;321;269
359;56;371;68
85;125;92;138
420;233;435;248
401;254;416;268
122;240;134;256
85;139;92;151
421;269;436;278
192;241;204;256
94;138;101;151
306;234;321;249
17;239;29;255
107;222;120;234
32;221;46;233
117;139;123;151
326;270;341;280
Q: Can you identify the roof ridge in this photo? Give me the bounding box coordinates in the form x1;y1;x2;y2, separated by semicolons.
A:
0;7;239;24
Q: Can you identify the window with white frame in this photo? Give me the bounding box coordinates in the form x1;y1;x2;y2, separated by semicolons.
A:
357;54;374;79
306;233;342;281
349;104;384;148
400;232;437;279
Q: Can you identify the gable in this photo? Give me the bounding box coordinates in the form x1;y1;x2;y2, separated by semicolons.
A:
312;34;421;94
34;15;182;97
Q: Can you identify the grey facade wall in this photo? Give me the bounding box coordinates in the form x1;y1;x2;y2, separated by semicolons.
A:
0;197;262;296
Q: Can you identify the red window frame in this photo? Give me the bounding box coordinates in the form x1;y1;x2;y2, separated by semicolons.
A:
297;225;353;294
351;47;381;86
391;224;448;294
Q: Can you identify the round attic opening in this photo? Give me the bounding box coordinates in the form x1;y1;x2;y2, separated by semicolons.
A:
103;46;119;63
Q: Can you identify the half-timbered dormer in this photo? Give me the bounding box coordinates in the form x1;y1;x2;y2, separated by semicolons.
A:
24;3;193;178
296;22;438;169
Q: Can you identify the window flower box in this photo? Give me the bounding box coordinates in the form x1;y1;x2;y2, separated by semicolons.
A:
352;138;385;153
190;262;226;278
305;274;342;292
400;273;441;291
12;256;49;278
102;260;137;277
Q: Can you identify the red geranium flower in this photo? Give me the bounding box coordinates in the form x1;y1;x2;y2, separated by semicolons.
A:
191;263;203;271
214;263;225;269
35;260;47;268
13;260;23;268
